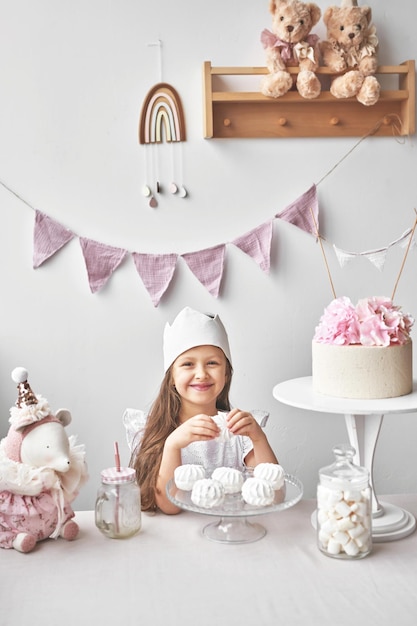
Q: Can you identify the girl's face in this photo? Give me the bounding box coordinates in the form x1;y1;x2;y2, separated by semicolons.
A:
171;345;228;416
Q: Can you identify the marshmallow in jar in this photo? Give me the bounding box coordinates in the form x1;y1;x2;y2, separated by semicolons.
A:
317;444;372;559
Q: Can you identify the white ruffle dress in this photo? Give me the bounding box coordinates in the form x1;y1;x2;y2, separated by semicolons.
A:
122;409;269;472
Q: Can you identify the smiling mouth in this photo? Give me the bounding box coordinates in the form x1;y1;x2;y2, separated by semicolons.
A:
191;384;212;391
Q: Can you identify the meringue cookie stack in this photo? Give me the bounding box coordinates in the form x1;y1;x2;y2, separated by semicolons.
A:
240;462;286;506
173;462;286;510
254;462;285;490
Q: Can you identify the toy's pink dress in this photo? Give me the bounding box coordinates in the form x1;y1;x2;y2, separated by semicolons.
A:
0;436;87;549
0;491;75;547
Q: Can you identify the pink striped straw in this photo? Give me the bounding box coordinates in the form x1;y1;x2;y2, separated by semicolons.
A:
114;441;121;472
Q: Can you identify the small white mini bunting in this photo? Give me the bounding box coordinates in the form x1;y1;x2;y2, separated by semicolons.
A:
333;228;414;271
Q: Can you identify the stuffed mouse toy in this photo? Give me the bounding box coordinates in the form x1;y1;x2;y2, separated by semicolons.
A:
0;367;88;552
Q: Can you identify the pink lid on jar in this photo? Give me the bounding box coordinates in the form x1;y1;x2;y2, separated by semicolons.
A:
101;467;136;484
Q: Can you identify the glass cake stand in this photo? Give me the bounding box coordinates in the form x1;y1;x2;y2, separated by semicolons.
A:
166;474;303;544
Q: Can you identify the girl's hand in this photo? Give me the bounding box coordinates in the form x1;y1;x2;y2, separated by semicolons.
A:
166;414;220;450
227;408;279;467
226;408;263;441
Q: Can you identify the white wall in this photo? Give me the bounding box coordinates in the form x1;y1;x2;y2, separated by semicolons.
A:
0;0;416;510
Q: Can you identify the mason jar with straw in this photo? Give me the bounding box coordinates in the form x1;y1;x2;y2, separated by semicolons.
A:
95;442;142;539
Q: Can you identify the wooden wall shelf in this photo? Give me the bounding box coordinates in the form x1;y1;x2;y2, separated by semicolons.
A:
203;60;415;139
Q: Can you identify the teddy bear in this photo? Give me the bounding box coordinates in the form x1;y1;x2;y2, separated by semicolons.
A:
320;0;380;106
261;0;322;99
0;367;88;552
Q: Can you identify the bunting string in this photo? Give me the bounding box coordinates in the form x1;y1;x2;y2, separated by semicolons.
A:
332;228;415;271
0;177;36;211
316;114;405;187
0;116;414;306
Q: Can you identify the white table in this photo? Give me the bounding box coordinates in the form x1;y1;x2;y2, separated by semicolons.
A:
273;376;417;542
1;497;417;626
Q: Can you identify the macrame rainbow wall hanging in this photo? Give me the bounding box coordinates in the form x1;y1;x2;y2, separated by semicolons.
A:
139;82;187;207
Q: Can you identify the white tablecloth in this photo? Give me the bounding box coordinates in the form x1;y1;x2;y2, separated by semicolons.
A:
1;495;416;626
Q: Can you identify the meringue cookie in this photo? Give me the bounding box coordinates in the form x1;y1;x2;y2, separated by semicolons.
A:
211;467;244;494
174;464;205;491
241;477;274;506
253;463;285;490
191;478;225;508
211;412;232;443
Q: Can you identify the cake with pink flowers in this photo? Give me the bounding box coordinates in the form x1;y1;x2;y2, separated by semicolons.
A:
312;297;414;399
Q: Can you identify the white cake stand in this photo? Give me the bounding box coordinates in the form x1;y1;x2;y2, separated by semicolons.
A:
166;474;303;544
273;376;417;542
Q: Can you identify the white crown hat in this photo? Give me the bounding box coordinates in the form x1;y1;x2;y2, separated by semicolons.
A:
163;307;232;372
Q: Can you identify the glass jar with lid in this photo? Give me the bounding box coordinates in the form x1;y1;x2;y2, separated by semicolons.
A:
317;444;372;559
95;467;141;539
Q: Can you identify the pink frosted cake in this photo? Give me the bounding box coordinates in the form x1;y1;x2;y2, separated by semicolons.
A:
312;296;414;399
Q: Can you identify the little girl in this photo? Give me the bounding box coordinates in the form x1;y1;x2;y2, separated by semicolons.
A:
126;307;278;514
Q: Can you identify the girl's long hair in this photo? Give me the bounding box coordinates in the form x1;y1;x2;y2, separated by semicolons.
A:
132;359;233;512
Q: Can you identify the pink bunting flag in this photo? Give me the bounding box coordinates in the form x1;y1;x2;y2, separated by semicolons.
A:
181;244;226;297
132;252;178;307
79;237;127;293
33;210;75;268
276;184;318;235
232;221;273;273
